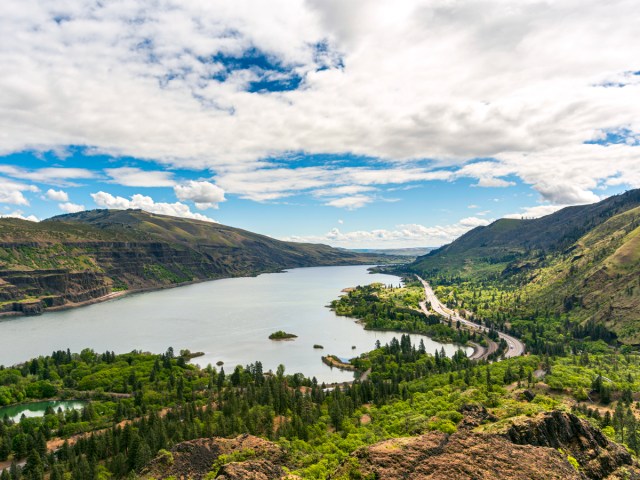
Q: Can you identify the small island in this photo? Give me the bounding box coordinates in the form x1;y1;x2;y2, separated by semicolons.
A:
269;330;298;340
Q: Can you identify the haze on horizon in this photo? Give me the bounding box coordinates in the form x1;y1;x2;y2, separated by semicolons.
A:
0;0;639;248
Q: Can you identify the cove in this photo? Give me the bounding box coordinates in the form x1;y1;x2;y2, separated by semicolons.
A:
0;265;471;383
0;400;87;423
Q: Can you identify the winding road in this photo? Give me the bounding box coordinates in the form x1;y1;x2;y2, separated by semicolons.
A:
417;276;525;360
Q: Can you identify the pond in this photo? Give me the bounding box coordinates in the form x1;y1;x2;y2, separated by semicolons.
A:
0;400;87;423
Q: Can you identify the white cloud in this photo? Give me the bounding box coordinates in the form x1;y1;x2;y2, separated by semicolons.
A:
0;177;39;205
459;216;490;228
504;204;567;219
90;191;216;222
58;201;85;213
324;195;372;210
0;166;95;186
285;216;491;248
313;185;376;197
0;0;638;208
105;167;175;187
46;188;68;201
0;210;38;222
173;180;226;209
215;166;454;203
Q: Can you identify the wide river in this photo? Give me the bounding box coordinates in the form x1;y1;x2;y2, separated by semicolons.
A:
0;265;470;382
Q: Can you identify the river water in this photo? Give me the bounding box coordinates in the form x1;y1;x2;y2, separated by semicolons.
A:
0;265;470;382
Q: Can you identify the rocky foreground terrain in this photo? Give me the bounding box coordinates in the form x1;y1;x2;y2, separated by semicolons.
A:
142;406;640;479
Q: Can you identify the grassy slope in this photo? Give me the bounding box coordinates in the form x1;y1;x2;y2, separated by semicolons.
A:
412;189;640;278
409;190;640;344
521;205;640;343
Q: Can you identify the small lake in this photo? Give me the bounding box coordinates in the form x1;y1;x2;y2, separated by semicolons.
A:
0;265;471;382
0;400;87;423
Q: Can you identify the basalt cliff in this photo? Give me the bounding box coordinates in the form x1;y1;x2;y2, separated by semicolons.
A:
0;209;387;315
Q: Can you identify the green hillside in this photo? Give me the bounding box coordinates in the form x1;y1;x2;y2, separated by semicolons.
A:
408;190;640;346
0;209;390;315
412;189;640;280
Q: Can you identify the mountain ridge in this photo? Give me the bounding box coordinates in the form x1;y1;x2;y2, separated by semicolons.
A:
408;189;640;345
0;209;391;316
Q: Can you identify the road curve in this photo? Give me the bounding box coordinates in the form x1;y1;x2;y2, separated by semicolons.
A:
417;276;525;359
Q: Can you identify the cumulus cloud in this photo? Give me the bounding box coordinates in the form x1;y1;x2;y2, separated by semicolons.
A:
46;189;68;201
0;0;638;208
58;202;85;213
285;216;491;248
105;167;175;187
504;204;567;219
459;217;491;228
90;191;216;222
173;181;226;209
0;178;39;205
0;210;39;222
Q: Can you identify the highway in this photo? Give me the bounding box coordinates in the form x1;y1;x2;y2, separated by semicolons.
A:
417;276;525;359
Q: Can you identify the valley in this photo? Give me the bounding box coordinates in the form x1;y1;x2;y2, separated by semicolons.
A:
1;192;640;479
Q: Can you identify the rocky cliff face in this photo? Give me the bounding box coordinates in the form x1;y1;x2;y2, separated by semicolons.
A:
334;409;639;480
0;210;389;316
141;409;639;480
0;269;110;315
505;410;634;479
142;434;287;480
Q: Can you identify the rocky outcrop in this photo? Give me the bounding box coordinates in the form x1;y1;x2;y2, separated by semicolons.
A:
334;410;639;480
216;459;285;480
143;434;287;480
505;410;634;480
0;269;110;315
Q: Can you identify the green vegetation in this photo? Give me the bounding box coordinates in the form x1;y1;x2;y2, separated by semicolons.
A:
0;209;400;315
405;189;640;349
268;331;297;340
331;281;472;345
2;345;640;479
2;191;640;478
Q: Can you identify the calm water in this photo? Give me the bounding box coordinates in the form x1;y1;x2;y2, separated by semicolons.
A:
0;265;470;382
0;400;87;423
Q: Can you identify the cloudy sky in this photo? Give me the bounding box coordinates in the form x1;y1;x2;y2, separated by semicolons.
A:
1;0;639;248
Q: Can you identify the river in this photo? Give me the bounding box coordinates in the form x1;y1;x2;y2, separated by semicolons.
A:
0;265;470;382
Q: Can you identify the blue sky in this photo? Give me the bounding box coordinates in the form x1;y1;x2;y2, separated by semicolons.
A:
0;1;638;247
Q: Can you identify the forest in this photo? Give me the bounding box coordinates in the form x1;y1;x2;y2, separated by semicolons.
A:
1;281;640;478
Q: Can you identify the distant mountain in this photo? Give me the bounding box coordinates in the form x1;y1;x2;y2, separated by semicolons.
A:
351;247;435;257
0;209;391;316
409;189;640;344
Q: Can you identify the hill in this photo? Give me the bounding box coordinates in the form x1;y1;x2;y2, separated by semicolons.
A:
0;209;389;316
409;189;640;345
351;246;435;257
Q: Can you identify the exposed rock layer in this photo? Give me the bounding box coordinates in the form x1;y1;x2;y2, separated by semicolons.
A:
0;209;386;315
334;410;640;480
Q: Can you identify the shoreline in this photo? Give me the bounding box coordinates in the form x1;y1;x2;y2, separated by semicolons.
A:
0;263;391;320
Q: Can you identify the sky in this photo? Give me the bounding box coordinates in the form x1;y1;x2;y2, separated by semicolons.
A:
0;0;639;248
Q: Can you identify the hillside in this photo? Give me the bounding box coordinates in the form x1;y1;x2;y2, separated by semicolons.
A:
0;209;388;315
412;189;640;279
409;189;640;345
